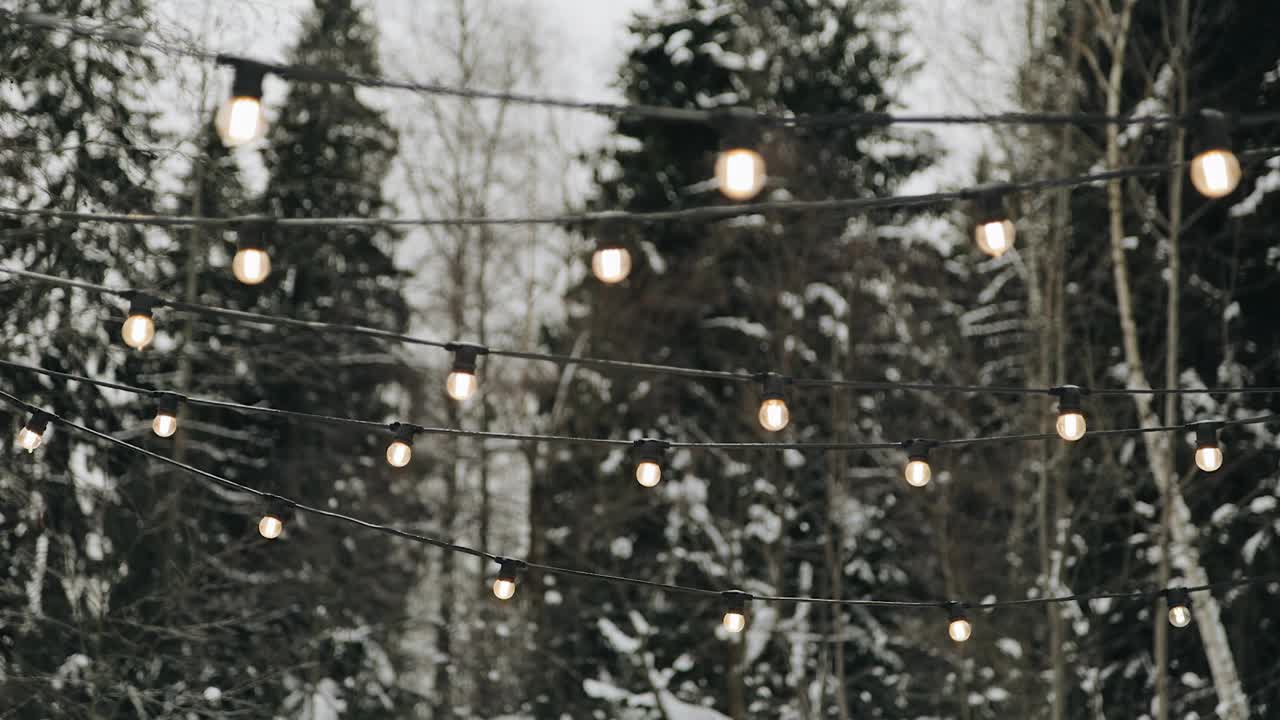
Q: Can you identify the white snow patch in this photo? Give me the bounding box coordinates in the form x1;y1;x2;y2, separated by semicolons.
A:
599;617;642;654
995;637;1022;659
610;536;634;559
702;316;769;339
1249;496;1276;514
1243;531;1268;564
203;686;223;702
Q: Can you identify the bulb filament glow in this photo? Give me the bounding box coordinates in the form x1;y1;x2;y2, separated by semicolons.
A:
636;461;662;488
592;247;632;284
716;148;766;201
446;371;476;401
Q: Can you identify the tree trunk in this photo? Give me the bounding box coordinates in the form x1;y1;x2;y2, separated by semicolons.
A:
1102;3;1248;716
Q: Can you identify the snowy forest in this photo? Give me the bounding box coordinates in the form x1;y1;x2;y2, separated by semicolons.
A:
3;0;1280;718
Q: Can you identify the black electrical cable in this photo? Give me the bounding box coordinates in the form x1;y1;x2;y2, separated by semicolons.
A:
3;148;1279;230
9;9;1280;131
7;266;1280;401
3;387;1276;614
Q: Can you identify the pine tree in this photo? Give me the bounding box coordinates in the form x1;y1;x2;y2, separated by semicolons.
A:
530;2;956;717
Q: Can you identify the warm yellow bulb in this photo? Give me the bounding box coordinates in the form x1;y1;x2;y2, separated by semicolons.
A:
217;96;266;147
905;459;931;488
493;578;517;600
948;618;972;642
1168;604;1192;628
258;514;283;540
636;461;662;488
233;248;271;285
17;427;43;453
152;412;178;438
1056;412;1086;442
723;611;746;633
758;398;790;432
1195;446;1223;472
1189;150;1241;199
716;148;766;200
446;371;476;401
591;247;632;284
974;219;1015;257
121;314;155;349
386;440;413;468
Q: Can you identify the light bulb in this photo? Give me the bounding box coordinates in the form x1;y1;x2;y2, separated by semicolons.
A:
974;219;1015;257
1056;412;1086;442
758;398;790;432
386;440;412;468
492;559;523;600
716;148;766;201
1195;446;1223;473
217;96;266;147
636;460;662;488
17;426;43;453
445;371;476;401
233;247;271;285
152;412;178;438
258;513;283;539
121;313;155;350
591;247;632;284
948;617;972;642
492;578;517;600
905;459;932;487
1168;603;1192;628
722;611;747;633
1189;150;1241;199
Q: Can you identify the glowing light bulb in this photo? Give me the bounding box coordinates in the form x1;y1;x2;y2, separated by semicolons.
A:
215;61;268;147
1195;446;1223;473
591;246;632;284
1190;150;1241;199
233;247;271;285
121;314;155;350
636;461;662;488
445;371;476;401
758;398;789;432
492;559;523;600
1056;412;1086;442
445;345;484;402
386;440;412;467
722;611;747;633
948;617;972;642
152;412;178;438
716;148;766;201
492;578;517;600
1167;589;1192;628
17;412;49;453
258;513;283;539
1193;423;1223;472
974;219;1015;257
905;459;932;487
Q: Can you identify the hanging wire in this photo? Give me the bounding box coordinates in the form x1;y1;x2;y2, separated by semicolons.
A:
3;148;1279;230
8;9;1280;131
2;387;1276;612
6;266;1280;400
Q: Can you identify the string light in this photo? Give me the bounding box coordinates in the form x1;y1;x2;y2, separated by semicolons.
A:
947;602;972;642
757;374;791;432
120;294;157;350
492;558;525;600
1167;588;1192;628
215;58;269;147
445;344;485;401
903;439;934;488
385;424;414;468
972;187;1015;257
632;438;668;488
17;411;51;452
1189;109;1241;199
721;591;750;633
232;221;272;285
1192;422;1224;472
591;244;632;284
715;111;766;201
258;502;286;540
1052;385;1087;442
151;393;180;438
